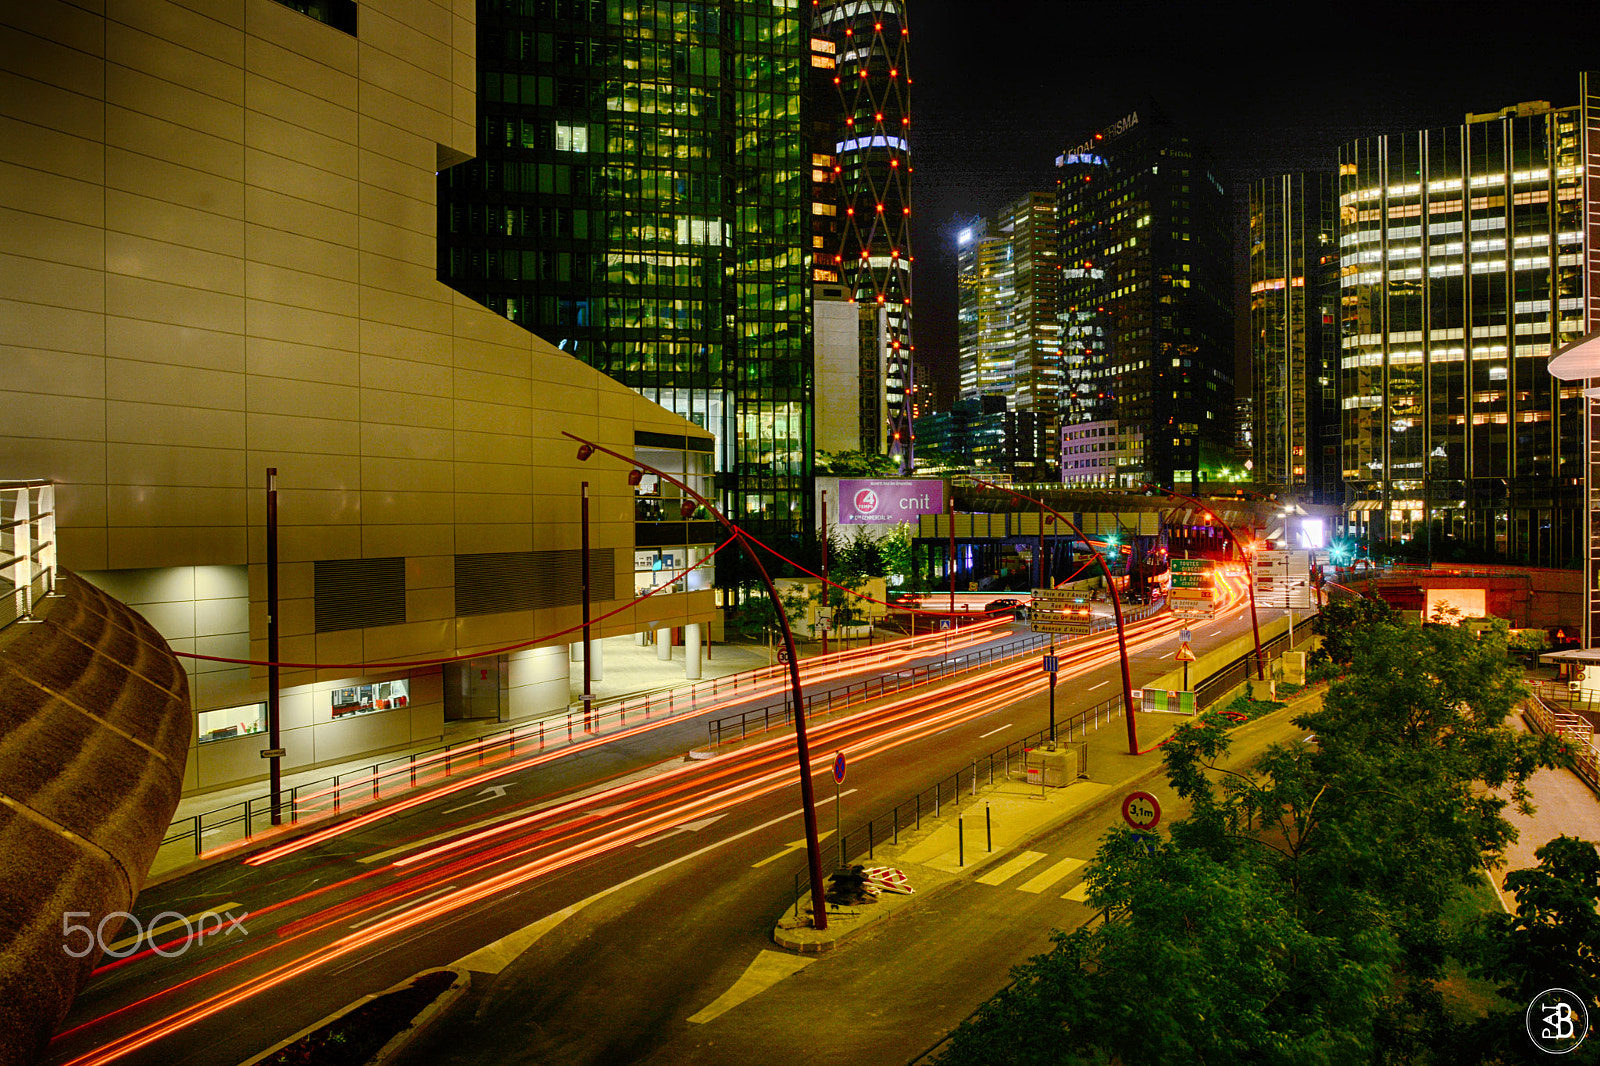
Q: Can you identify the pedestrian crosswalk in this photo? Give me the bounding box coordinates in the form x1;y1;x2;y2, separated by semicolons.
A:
970;849;1092;900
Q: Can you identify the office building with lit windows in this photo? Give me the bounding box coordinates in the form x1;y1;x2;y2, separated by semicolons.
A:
1338;96;1592;565
955;193;1061;466
439;0;814;539
1056;105;1234;490
810;0;914;463
1249;172;1340;502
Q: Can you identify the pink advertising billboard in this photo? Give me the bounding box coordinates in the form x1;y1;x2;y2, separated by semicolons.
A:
837;479;945;525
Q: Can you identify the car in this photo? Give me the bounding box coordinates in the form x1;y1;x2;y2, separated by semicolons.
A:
984;597;1020;613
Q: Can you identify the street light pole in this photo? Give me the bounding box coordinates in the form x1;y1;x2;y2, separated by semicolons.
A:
964;477;1140;756
564;432;833;930
1144;482;1264;681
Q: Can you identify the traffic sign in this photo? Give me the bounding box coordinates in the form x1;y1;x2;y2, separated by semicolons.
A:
1030;621;1091;634
939;618;953;631
1179;628;1192;642
815;612;832;632
1122;790;1161;830
1031;587;1090;605
832;751;846;784
1042;655;1059;673
1175;642;1195;662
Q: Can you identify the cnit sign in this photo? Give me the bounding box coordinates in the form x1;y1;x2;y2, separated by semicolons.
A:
837;479;945;524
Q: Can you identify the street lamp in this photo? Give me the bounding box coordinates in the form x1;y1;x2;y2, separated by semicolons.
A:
565;432;832;930
1144;482;1265;681
962;476;1141;756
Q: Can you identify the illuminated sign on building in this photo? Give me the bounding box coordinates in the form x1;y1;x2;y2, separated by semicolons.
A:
837;479;945;524
1057;111;1140;164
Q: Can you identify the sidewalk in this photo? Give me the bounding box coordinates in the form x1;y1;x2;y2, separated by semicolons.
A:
773;687;1326;952
152;633;847;879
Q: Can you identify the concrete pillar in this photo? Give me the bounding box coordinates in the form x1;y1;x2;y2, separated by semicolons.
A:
685;623;702;679
567;639;605;682
656;627;672;660
634;630;647;646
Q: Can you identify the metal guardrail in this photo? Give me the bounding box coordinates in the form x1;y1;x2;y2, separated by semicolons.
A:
793;704;1119;915
1193;621;1318;709
1526;682;1600;791
707;604;1165;747
158;614;1154;860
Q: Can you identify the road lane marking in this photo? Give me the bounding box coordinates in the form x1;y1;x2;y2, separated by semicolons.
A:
634;813;728;847
1088;680;1111;691
750;829;835;868
105;903;242;952
977;723;1011;739
687;950;816;1024
1062;881;1091;902
975;851;1046;886
348;886;457;929
454;793;859;975
1017;856;1084;894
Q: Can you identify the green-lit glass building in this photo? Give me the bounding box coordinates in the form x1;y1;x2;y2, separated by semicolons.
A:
439;0;814;539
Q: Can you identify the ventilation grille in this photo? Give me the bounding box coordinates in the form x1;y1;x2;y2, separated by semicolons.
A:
315;557;406;633
455;550;616;617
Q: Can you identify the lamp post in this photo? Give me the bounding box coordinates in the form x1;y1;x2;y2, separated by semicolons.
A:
1143;482;1264;681
564;432;832;930
962;476;1140;756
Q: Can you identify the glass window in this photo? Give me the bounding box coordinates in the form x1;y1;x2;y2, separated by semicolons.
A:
331;679;412;719
197;702;267;743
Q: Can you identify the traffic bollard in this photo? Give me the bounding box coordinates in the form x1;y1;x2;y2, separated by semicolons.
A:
986;803;992;852
958;817;964;867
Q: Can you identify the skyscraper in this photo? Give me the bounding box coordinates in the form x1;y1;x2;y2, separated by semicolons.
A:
956;195;1061;410
1056;105;1234;490
1249;172;1340;502
811;0;914;463
1338;97;1588;565
439;1;814;537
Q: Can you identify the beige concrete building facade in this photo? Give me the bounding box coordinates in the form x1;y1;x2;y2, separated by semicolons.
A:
0;0;716;792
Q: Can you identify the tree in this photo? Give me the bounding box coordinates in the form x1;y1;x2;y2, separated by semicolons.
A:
1454;835;1600;1063
815;449;898;476
1310;593;1399;668
937;615;1566;1066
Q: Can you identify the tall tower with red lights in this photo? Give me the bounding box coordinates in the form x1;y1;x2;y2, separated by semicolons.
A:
812;0;914;467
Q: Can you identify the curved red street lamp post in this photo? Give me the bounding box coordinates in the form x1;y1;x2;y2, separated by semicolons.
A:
1143;483;1264;681
961;476;1141;756
564;432;832;930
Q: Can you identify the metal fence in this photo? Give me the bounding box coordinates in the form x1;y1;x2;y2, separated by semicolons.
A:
790;697;1127;913
1526;682;1600;791
709;603;1165;747
1192;619;1318;709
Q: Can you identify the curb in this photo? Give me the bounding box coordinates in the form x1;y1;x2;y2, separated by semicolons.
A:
236;966;470;1066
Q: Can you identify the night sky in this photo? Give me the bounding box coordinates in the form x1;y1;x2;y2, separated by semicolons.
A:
905;0;1598;400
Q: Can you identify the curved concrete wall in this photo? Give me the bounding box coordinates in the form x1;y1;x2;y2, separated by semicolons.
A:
0;572;190;1063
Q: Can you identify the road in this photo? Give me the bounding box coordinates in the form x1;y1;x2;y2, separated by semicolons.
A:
47;591;1272;1066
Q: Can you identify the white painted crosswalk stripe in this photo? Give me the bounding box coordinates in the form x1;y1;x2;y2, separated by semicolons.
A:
975;850;1046;886
1062;881;1091;902
1016;856;1084;894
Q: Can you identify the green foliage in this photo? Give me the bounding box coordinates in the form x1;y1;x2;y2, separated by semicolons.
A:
815;449;899;476
729;584;807;640
1312;594;1400;667
1506;628;1552;655
879;522;914;584
1465;832;1600;1030
937;615;1568;1066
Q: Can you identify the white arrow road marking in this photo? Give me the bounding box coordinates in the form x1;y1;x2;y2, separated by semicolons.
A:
442;785;509;815
687;950;816;1024
634;812;728;846
750;829;836;869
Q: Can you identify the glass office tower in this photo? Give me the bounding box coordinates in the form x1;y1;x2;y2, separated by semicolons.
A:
811;0;913;461
1338;99;1586;565
955;193;1060;477
1249;172;1340;502
1056;105;1234;489
440;0;814;538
